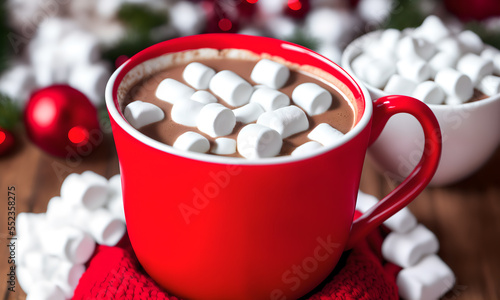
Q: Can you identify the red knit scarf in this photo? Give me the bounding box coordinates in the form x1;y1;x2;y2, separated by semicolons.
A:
73;213;400;300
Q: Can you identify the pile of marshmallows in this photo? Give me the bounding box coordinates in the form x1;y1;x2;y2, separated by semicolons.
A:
124;58;344;159
357;191;455;300
352;15;500;105
16;172;126;300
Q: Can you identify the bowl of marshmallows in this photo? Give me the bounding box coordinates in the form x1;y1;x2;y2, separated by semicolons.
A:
342;15;500;186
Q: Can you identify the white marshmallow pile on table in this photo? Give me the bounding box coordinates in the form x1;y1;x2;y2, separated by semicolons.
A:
0;17;111;108
124;58;345;159
16;171;126;300
357;191;455;300
352;15;500;105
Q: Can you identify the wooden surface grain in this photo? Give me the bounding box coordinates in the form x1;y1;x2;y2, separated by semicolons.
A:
1;128;499;300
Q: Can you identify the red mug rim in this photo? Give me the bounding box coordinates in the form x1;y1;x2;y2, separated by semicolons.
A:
105;33;373;165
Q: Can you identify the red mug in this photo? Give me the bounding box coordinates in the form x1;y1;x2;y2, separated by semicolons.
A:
105;34;441;300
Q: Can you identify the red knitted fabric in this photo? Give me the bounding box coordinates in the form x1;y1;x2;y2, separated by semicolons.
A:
73;213;399;300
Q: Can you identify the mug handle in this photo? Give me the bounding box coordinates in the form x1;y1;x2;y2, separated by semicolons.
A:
346;95;442;249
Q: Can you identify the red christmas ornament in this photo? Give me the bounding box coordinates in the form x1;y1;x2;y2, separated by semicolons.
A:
0;127;15;156
202;0;240;33
24;85;100;157
444;0;500;21
284;0;310;19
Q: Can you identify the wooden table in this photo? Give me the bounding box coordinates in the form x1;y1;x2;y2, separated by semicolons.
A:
1;128;499;300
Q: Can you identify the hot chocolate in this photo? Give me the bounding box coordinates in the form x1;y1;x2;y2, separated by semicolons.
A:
120;49;355;158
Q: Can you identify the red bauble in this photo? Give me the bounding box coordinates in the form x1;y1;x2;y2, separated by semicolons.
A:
444;0;500;21
284;0;311;19
0;127;15;156
202;0;240;33
24;85;100;157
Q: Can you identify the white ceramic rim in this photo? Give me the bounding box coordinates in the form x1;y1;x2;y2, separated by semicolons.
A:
341;30;500;110
105;42;373;166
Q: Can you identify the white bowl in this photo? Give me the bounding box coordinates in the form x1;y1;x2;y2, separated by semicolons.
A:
341;30;500;186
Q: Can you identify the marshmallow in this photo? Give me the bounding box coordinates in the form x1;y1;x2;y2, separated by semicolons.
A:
81;170;108;186
413;15;451;43
352;56;396;89
307;123;344;146
237;124;283;159
23;252;60;278
382;224;439;268
169;1;206;36
445;96;464;106
436;37;464;57
356;191;417;233
46;196;74;225
292;83;333;115
456;53;494;84
250;86;290;111
59;31;100;65
417;39;437;60
434;68;473;102
356;190;378;213
171;99;206;126
68;62;111;106
209;70;253;107
197;103;236;137
190;90;218;104
124;101;165;129
379;28;402;51
364;29;401;61
156;78;195;104
291;141;323;157
233;102;265;124
397;36;432;60
211;138;237;155
16;212;46;238
17;265;35;294
477;75;500;96
351;54;375;80
173;131;210;153
397;255;455;300
61;171;108;209
60;172;109;210
0;64;36;106
397;59;431;82
183;62;216;89
26;281;65;300
412;81;445;105
107;193;125;223
86;209;126;246
257;106;309;138
428;51;460;78
481;46;500;74
39;226;95;264
108;173;121;195
384;74;417;96
106;174;125;221
457;30;484;54
52;261;86;298
250;59;290;89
